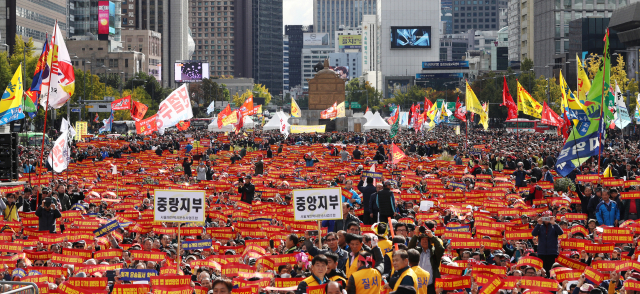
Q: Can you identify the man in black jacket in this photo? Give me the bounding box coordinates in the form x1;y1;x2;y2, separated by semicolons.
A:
376;181;397;225
238;175;255;204
357;177;376;225
35;197;62;233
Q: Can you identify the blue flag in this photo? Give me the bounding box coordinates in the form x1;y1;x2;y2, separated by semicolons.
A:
99;111;114;133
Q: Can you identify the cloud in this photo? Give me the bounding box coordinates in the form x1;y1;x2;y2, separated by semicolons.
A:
283;0;313;30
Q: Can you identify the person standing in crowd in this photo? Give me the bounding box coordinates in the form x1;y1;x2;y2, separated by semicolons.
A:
254;156;264;175
596;189;620;226
196;161;207;181
375;181;397;224
35;197;62;233
346;246;384;294
407;249;430;294
531;210;563;275
238;175;255;205
305;231;348;272
358;177;377;225
408;222;444;294
182;156;194;178
385;250;418;291
295;255;330;294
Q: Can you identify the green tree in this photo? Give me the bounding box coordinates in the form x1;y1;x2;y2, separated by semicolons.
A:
531;76;562;114
232;89;253;107
113;87;156;120
387;85;434;109
253;84;272;105
345;79;384;111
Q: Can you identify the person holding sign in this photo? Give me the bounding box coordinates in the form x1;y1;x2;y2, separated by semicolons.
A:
295;254;330;294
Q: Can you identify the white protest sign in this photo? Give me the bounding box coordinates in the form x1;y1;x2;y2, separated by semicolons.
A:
420;200;434;212
154;190;205;222
293;188;343;221
156;84;193;130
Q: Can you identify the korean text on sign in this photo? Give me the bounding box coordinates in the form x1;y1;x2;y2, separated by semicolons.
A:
154;190;205;223
293;188;343;221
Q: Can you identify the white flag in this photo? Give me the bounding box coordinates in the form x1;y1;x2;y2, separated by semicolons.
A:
278;115;289;139
40;21;75;109
157;84;193;131
60;118;76;139
47;131;70;173
614;83;631;129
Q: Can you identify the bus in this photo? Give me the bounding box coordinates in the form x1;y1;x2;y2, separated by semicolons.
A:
17;132;49;146
505;118;554;133
111;121;137;134
190;118;215;130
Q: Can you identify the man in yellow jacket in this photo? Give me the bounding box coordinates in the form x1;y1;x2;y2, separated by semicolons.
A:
295;254;330;294
384;249;418;292
346;248;384;294
407;249;429;294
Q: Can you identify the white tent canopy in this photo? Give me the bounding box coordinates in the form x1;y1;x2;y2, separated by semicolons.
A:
363;112;390;131
263;111;290;131
363;111;374;123
242;116;255;129
208;116;255;132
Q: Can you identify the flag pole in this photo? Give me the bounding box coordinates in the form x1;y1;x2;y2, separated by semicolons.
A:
39;24;56;206
597;30;609;174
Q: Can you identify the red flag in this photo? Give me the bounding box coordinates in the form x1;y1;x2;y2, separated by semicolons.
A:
560;112;571;142
424;98;433;112
454;97;467;122
176;120;190;131
541;102;563;127
240;95;254;116
388;107;400;125
500;77;518;120
111;96;131;111
320;102;338;119
235;109;244;134
391;143;406;164
366;106;370;113
130;100;148;121
218;104;232;129
93;113;99;123
135;114;158;135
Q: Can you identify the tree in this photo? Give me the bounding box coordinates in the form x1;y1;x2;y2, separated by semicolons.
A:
113;87;156;120
585;53;602;80
253;84;272;105
345;78;384;111
387;85;434;109
232;89;253;107
531;76;562;114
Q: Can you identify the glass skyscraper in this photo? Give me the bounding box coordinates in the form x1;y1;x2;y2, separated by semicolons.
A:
313;0;377;47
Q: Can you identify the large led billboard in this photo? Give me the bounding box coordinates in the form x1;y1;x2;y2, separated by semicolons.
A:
174;61;210;83
98;1;109;35
390;26;431;49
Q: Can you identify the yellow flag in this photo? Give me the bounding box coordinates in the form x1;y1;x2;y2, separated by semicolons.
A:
517;81;542;118
336;101;346;118
576;54;591;102
0;64;25;125
427;102;438;128
602;166;612;178
291;98;301;117
465;81;484;116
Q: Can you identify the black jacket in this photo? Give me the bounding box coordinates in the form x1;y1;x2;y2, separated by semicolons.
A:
376;188;395;216
35;206;62;233
357;180;377;213
238;183;255;204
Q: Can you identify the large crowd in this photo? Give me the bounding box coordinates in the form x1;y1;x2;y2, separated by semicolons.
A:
4;124;640;294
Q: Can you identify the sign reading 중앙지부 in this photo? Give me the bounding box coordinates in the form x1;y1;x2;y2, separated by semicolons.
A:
154;190;205;223
293;188;343;221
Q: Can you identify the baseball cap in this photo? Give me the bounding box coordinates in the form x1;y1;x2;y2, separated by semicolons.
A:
579;284;593;292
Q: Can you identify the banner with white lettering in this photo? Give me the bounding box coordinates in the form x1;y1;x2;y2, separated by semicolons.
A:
47;131;70;173
156;85;193;131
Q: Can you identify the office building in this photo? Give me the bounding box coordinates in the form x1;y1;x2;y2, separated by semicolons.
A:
507;0;534;63
313;0;377;47
121;30;162;81
328;52;362;81
334;27;362;53
67;39;147;85
378;0;441;98
451;0;503;34
70;0;122;41
283;35;289;93
533;0;631;79
610;2;640;82
121;0;136;30
189;0;236;77
361;15;381;90
285;25;313;90
3;0;68;52
442;0;453;34
301;47;335;89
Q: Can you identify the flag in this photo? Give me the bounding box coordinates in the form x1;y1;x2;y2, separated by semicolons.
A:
47;131;70;173
218;104;233;128
577;54;591;103
239;95;253;116
135;114;158;135
415;111;424;133
479;102;489;130
500;76;518;120
454;97;466;122
99;111;114;134
111;96;131;111
291;98;302;117
206;100;216;115
516;80;542;118
93;113;99;123
365;106;370;113
391;143;406;164
388;106;399;124
336;101;346;119
559;70;589;123
390;107;400;138
424;98;433;112
541;102;563;127
635;99;640;123
60;118;76;140
320;102;338;119
30;35;49;92
279;114;289;139
130;100;148;121
465;81;488;130
0;65;25;125
39;21;75;109
426;102;438;129
24;90;38;116
602;166;612;178
234;109;244;133
555;30;611;177
613;82;631;129
176;120;190;131
156;84;192;131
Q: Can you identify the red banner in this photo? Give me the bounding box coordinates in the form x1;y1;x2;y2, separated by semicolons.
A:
519;277;559;291
130;100;148;122
112;284;150;294
136;114;158;135
111;96;131;111
435;276;472;290
583;266;605;284
516;256;543;270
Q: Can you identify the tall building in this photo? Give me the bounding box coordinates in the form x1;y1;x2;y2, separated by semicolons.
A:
534;0;631;79
451;0;503;34
442;0;453;34
4;0;68;52
70;0;122;41
361;15;380;90
507;0;534;64
313;0;377;48
285;25;313;90
301;47;335;89
250;0;283;98
121;30;162;81
189;0;237;77
283;35;289;93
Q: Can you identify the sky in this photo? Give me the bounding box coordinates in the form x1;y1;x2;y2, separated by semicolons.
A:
283;0;313;30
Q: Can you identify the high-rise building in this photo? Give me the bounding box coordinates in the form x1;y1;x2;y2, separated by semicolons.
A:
313;0;377;48
250;0;283;98
507;0;534;64
451;0;504;34
189;0;236;77
121;0;193;88
285;25;313;90
283;35;289;93
301;48;335;89
533;0;631;79
70;0;122;41
442;0;453;34
121;30;162;81
3;0;68;52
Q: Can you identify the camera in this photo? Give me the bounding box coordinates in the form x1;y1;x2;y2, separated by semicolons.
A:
541;217;550;222
308;230;319;237
419;226;426;234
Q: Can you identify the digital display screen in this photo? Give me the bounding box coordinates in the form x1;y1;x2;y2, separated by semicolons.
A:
390;26;431;49
174;61;210;83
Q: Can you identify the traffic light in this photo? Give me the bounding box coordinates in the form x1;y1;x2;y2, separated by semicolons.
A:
0;133;18;181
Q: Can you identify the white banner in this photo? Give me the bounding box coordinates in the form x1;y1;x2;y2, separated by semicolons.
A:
47;132;69;173
279;113;289;139
154;190;205;223
156;84;193;131
293;188;343;221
